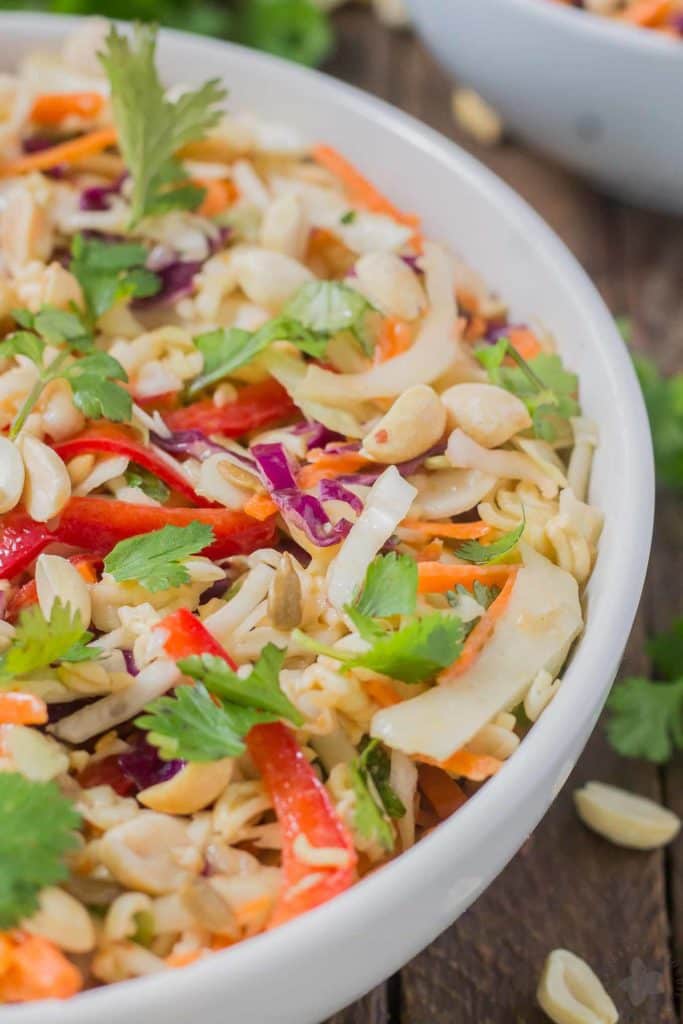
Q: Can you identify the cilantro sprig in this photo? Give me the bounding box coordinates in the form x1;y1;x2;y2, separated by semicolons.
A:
454;517;524;565
283;281;377;356
475;338;579;441
633;353;683;492
349;739;406;853
189;315;327;396
295;553;463;683
104;522;214;592
137;643;302;761
607;619;683;763
100;25;226;227
124;465;171;504
0;774;81;928
71;234;161;326
0;307;131;438
0;601;99;686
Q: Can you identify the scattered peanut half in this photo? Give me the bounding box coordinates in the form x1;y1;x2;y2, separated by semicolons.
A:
538;949;618;1024
451;88;504;147
574;781;681;851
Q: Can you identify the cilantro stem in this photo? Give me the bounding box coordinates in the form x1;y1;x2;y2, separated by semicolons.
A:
9;351;70;440
503;342;546;393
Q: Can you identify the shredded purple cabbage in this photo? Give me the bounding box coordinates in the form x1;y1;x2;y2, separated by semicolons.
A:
79;175;125;212
319;478;363;514
289;420;344;450
252;442;353;547
118;739;184;791
335;441;447;488
21;135;66;178
122;649;139;677
486;322;525;343
133;260;202;309
46;698;94;724
199;575;231;605
151;428;226;460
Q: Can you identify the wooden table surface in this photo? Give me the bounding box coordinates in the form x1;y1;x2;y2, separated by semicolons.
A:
321;9;683;1023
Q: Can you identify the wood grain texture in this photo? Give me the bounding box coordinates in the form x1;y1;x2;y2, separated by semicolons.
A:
322;8;681;1023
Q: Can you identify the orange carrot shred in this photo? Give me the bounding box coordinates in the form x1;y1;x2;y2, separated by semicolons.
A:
417;562;517;594
244;492;278;521
0;128;117;177
619;0;673;24
0;934;82;1002
195;178;238;218
506;327;544;361
402;519;492;540
0;693;48;726
364;678;402;708
439;570;518;682
313;144;422;245
375;317;413;363
298;451;370;489
420;749;502;782
30;92;105;126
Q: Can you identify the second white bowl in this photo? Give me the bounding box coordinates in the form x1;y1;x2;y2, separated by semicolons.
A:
407;0;683;213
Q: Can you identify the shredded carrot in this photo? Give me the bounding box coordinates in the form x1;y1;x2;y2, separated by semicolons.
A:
420;749;502;782
364;678;402;708
313;144;422;247
463;314;487;343
506;326;543;361
418;763;468;819
440;570;518;682
415;539;444;562
233;895;273;928
0;934;82;1002
375;316;413;363
244;492;278;521
166;950;204;969
402;519;492;540
195;178;238;218
0;128;117;177
298;451;370;489
619;0;673;24
0;693;48;726
417;561;517;594
30;92;105;126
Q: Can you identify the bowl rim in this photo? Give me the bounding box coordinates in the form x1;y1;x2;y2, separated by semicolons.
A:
0;12;655;1022
513;0;682;53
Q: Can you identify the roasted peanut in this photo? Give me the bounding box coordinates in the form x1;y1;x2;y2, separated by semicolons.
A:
0;436;25;513
354;251;426;320
24;887;95;953
138;760;234;815
537;949;618;1024
267;553;303;630
35;553;92;627
441;382;531;448
574;781;681;850
362;386;446;464
19;434;71;521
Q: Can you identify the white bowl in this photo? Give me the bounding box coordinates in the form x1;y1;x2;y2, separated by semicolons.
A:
407;0;683;213
0;14;654;1024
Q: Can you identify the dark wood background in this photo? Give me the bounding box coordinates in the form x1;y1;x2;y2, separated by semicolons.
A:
321;8;683;1023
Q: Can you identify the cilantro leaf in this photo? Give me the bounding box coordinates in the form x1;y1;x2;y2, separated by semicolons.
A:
71;234;161;324
455;516;524;565
104;522;214;592
100;25;226;227
633;354;683;492
0;601;98;684
295;612;464;684
354;553;417;619
177;644;304;726
0;774;81;928
63;352;132;423
136;683;247;761
448;581;501;611
31;307;92;351
283;281;376;355
0;330;45;364
607;677;683;764
189;316;326;396
234;0;332;67
648;620;683;682
476;339;579;441
124;465;171;504
358;738;406;820
348;760;395;852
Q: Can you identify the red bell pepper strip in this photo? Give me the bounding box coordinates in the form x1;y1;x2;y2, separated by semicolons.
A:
0;515;52;580
157;607;238;668
157;613;357;928
248;722;357;928
165;378;296;437
52;423;205;506
0;498;276;578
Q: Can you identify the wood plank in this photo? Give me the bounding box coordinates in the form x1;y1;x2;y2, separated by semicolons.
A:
323;10;678;1023
325;985;391;1024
